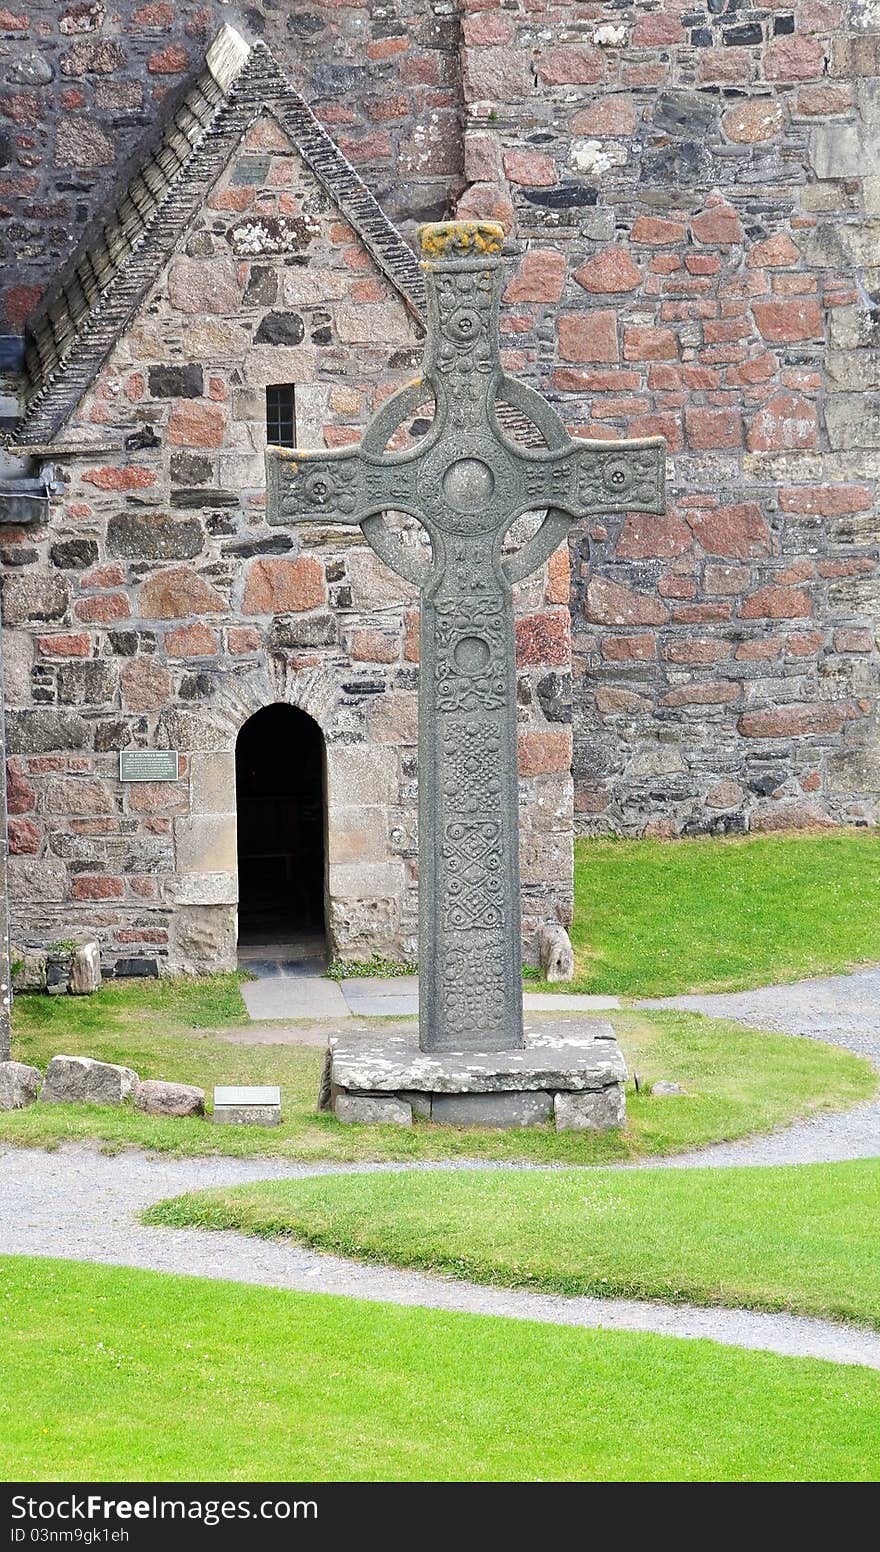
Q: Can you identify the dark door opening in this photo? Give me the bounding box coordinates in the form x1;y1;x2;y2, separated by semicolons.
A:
235;704;325;945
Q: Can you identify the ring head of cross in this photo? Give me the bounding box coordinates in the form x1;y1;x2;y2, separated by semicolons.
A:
265;219;666;588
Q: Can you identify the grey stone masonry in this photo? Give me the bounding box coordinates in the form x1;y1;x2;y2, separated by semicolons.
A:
322;1019;627;1130
267;219;664;1054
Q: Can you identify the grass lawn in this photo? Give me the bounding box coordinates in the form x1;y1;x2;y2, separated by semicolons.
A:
148;1161;880;1331
561;829;880;996
3;1255;880;1482
5;977;872;1163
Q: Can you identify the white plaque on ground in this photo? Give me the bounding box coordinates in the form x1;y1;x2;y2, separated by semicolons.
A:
214;1086;281;1106
213;1084;282;1128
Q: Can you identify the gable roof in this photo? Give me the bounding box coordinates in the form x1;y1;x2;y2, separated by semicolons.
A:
14;25;427;447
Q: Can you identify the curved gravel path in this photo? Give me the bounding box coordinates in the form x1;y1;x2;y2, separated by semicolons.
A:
637;966;880;1166
3;1141;880;1372
2;967;879;1371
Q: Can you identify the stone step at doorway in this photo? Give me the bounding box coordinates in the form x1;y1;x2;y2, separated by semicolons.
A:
238;947;621;1023
238;935;350;1021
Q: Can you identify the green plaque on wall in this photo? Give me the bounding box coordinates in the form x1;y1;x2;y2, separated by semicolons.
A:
119;750;179;783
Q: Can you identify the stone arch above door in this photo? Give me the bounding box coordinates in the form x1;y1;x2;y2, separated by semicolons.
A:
167;657;412;971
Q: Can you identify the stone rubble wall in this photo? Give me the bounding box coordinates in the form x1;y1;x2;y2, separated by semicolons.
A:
457;0;880;836
0;0;463;332
1;1;879;847
1;114;572;973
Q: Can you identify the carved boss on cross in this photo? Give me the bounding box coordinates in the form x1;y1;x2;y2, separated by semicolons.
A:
267;221;665;1054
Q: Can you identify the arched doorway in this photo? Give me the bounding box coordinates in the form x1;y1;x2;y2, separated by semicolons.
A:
235;704;326;949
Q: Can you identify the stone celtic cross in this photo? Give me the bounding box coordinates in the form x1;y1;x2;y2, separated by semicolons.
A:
266;220;665;1054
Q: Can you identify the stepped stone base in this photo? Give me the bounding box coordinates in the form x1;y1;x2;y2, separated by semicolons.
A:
320;1020;627;1131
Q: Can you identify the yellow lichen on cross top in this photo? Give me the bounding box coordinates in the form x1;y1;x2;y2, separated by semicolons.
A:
417;220;505;261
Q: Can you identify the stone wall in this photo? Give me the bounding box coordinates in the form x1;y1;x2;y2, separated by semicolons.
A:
2;0;880;845
457;0;880;835
1;111;572;972
0;0;462;331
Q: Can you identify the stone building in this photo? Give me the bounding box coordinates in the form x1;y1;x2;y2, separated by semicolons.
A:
1;0;880;974
0;24;573;974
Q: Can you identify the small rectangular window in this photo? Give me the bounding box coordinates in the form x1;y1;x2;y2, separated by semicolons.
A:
266;384;296;448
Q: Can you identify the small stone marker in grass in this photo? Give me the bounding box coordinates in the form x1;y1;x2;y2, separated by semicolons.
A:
39;1054;139;1106
134;1079;205;1118
213;1085;281;1127
0;1060;41;1110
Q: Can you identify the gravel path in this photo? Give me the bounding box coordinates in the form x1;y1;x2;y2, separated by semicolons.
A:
3;967;880;1371
3;1141;880;1372
639;965;880;1064
636;967;880;1166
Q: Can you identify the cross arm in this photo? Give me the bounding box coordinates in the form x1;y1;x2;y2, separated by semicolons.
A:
515;435;666;523
265;443;419;529
265;443;431;588
501;435;666;583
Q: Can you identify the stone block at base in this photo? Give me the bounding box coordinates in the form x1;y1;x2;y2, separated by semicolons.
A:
554;1086;626;1132
322;1020;627;1130
431;1091;553;1127
335;1094;412;1126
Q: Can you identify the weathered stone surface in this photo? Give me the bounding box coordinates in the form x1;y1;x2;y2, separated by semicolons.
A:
45;776;112;816
139;567;225;618
148;364;203;398
50;539;98;570
329;1022;625;1095
173;904;237;968
574;247;641;295
11;948;46;992
55;115;115;168
254;311;305;345
722;97;784;144
39;1055;139;1105
119;656;172;711
537;923;575;982
175;813;236;874
242;555;325;614
558;311;619;364
8;859;66;902
2;572;68;627
334;1093;413;1125
69;938;101;995
175;873;238;907
652;1080;686;1097
554;1086;626;1131
107;512;203;560
0;1061;41;1110
167;256;241;314
134;1079;205;1117
429;1091;552;1126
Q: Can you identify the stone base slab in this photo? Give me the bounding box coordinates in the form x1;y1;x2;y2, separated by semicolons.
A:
320;1020;627;1131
